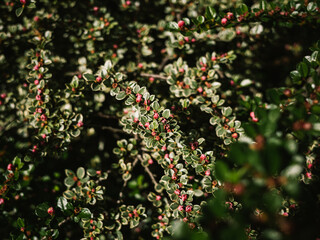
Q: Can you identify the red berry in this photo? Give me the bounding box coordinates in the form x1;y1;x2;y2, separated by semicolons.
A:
148;159;153;165
154;112;159;119
7;164;14;171
156;195;161;201
0;198;4;205
136;94;142;103
221;18;228;25
77;121;83;127
96;76;102;83
178;20;185;29
34;80;39;85
186;205;192;212
47;207;54;216
227;12;233;20
20;0;26;4
232;133;239;139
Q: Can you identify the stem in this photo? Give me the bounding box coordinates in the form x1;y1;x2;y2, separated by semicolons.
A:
140;73;168;80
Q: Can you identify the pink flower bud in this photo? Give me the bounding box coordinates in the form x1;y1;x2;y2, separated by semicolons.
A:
148;159;153;165
178;205;184;211
34;80;39;85
174;189;180;195
197;87;203;93
144;122;150;129
0;198;4;205
205;169;210;176
156;195;161;201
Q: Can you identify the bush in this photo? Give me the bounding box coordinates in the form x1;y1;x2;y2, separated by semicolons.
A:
1;0;320;239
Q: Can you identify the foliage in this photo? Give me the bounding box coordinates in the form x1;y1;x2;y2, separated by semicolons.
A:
1;0;320;239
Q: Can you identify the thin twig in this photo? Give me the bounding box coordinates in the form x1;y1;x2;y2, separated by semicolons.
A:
58;216;71;227
137;155;158;186
140;73;168;80
97;112;119;120
101;126;126;134
158;56;170;71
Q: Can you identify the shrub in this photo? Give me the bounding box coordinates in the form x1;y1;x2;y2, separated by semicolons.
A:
1;0;320;239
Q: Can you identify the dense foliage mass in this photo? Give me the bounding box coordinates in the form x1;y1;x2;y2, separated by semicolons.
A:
1;0;320;239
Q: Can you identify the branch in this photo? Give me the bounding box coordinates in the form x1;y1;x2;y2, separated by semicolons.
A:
137;155;158;187
101;126;126;134
58;216;71;227
140;73;168;80
97;112;119;120
158;56;170;71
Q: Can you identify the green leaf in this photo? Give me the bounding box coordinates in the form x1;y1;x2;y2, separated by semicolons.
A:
76;167;85;179
222;107;232;117
35;203;50;218
167;22;179;31
83;73;95;81
57;197;68;211
298;62;308;78
64;177;75;187
78;208;91;219
290;70;301;83
205;6;216;20
17;218;25;228
15;7;24;17
162;109;171;119
197;16;205;24
116;91;126;100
